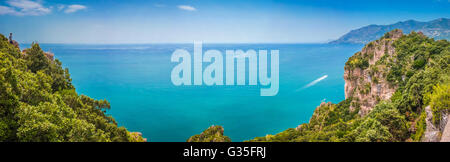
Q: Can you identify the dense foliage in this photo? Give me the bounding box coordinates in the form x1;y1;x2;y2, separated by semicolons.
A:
0;34;144;142
247;31;449;142
345;52;369;70
428;84;450;126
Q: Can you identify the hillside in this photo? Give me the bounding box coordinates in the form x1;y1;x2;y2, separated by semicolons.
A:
249;29;449;142
187;125;231;142
330;18;450;44
190;29;449;142
0;34;145;142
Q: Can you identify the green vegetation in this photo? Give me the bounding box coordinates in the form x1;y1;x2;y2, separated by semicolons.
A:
345;52;369;70
248;99;359;142
428;84;450;126
411;111;427;141
247;30;449;142
187;125;231;142
348;102;409;142
389;32;449;117
0;34;144;142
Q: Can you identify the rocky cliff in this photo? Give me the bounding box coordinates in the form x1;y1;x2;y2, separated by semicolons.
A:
246;29;449;142
344;29;403;116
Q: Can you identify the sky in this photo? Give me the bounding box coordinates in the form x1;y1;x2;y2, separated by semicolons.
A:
0;0;449;44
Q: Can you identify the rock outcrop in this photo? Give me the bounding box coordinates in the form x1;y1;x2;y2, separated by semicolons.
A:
8;33;20;49
344;29;403;116
422;106;450;142
422;106;441;142
129;132;148;142
440;114;450;142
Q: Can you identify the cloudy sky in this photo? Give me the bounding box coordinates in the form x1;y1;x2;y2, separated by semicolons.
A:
0;0;449;43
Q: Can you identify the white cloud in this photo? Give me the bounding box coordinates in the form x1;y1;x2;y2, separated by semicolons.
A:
57;5;65;11
177;5;196;11
64;4;87;13
296;75;328;91
1;0;51;16
0;6;18;15
0;1;87;16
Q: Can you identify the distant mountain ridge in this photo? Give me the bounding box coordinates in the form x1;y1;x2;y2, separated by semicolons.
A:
330;18;450;44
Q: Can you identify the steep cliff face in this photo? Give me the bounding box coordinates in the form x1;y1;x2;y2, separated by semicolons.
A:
344;29;403;116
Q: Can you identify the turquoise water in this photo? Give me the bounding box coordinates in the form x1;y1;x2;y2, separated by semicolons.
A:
27;43;363;142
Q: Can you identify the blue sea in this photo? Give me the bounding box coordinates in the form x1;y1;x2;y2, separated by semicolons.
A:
24;43;363;142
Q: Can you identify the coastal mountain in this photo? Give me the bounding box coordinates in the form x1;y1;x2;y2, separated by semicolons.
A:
329;18;450;44
191;29;449;142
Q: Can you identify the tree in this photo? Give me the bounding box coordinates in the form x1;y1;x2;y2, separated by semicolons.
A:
25;43;50;73
429;84;450;125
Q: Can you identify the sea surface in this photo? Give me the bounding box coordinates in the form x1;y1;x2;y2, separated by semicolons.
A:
23;43;363;142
